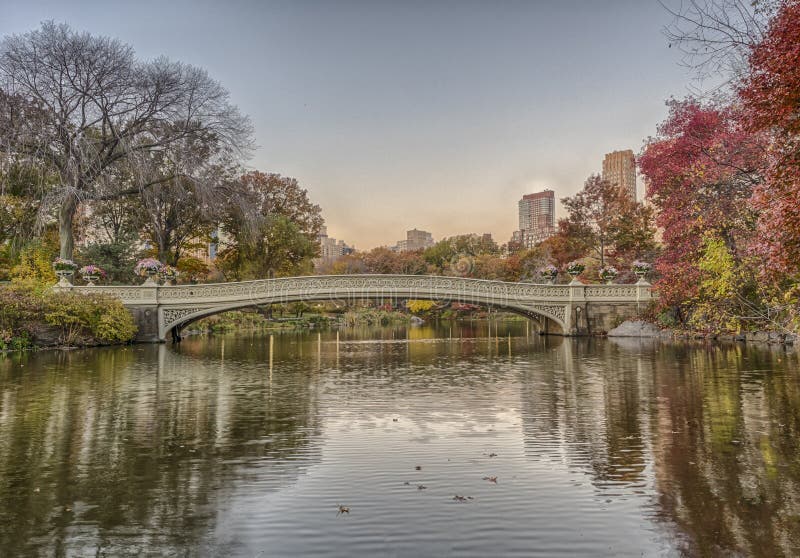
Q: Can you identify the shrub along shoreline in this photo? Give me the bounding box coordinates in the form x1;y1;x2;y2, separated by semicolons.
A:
0;282;137;352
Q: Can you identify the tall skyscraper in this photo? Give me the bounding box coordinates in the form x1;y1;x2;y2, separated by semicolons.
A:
602;149;637;201
514;189;555;248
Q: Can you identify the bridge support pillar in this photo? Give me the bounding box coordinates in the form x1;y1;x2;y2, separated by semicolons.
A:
129;306;162;343
565;281;587;336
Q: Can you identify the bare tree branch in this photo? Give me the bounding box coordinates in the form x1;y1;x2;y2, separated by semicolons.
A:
660;0;780;86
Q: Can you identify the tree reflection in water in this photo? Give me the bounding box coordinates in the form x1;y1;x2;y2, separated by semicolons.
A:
0;343;321;555
519;337;800;556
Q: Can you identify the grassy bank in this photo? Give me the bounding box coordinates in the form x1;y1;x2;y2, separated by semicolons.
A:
188;305;526;335
191;309;334;334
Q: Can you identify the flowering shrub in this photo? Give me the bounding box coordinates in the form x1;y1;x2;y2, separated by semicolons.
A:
566;261;585;274
599;266;618;280
632;260;652;274
79;265;106;278
539;264;558;278
134;258;164;276
52;257;78;272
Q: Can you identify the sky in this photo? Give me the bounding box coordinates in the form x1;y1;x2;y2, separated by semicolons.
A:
0;0;696;249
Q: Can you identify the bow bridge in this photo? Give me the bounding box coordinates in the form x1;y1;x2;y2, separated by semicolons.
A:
65;274;653;342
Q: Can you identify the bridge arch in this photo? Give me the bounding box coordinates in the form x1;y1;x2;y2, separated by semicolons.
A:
160;291;566;340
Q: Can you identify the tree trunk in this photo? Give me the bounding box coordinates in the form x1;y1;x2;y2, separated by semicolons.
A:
58;194;79;260
599;237;606;267
157;233;169;264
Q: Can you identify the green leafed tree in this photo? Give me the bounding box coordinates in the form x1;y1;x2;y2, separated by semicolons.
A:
218;215;317;280
217;172;322;280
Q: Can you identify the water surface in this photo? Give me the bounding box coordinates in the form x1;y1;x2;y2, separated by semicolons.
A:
1;322;799;557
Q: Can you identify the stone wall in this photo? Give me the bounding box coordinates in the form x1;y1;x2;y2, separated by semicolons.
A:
129;306;160;343
570;302;644;336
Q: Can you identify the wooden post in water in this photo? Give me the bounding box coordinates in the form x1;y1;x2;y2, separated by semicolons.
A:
508;332;512;356
269;334;274;373
317;331;322;369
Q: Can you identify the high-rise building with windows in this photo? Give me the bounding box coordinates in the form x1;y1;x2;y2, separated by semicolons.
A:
393;228;434;252
314;226;354;267
512;189;556;248
602;149;637;202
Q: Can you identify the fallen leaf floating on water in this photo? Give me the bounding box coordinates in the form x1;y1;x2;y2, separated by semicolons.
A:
392;418;398;422
482;476;498;483
417;485;427;490
415;465;422;471
452;495;473;502
337;505;350;515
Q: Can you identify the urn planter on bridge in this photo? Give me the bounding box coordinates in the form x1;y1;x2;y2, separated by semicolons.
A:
539;265;558;285
566;261;585;285
599;266;618;285
55;270;74;287
631;260;653;285
79;265;106;286
135;258;165;286
52;258;78;287
158;265;179;286
143;271;159;286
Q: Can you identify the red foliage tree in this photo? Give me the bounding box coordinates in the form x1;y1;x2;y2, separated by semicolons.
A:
739;0;800;277
639;99;765;313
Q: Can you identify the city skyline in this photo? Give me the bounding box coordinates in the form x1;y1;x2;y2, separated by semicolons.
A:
1;0;694;248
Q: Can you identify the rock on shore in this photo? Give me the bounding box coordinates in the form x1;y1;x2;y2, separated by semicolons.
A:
607;319;797;345
607;320;663;338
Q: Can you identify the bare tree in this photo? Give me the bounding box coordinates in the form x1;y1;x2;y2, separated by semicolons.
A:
660;0;780;84
127;131;241;264
0;21;253;259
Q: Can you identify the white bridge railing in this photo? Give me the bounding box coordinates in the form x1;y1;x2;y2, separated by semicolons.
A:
66;274;652;306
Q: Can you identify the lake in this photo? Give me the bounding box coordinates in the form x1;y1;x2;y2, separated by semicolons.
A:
1;322;798;557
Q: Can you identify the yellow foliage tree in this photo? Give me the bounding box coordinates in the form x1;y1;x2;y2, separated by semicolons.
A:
405;299;436;314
